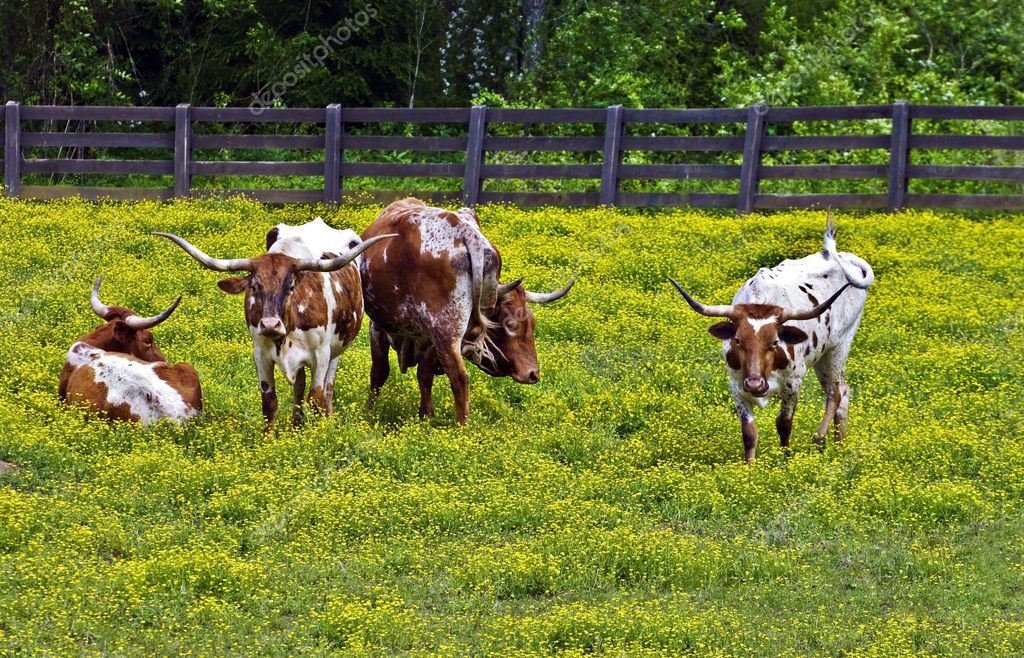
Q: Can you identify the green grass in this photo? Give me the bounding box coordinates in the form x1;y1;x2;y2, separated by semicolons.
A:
0;199;1022;655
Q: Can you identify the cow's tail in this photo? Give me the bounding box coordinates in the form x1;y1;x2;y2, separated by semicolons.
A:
458;215;501;366
823;213;874;289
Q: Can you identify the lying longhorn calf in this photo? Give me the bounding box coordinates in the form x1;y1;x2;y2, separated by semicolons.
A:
360;198;574;424
60;277;202;425
671;215;874;461
155;227;394;428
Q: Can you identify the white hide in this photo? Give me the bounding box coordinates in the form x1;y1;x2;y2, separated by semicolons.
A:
269;217;362;261
65;342;198;425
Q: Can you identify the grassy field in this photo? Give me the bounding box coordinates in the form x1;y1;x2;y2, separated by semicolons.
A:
0;199;1022;656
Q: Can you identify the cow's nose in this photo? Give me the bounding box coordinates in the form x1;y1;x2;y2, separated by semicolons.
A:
525;370;539;384
743;376;768;396
258;317;286;338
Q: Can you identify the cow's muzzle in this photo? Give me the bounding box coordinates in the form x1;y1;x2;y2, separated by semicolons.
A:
743;376;769;397
257;316;287;338
513;369;540;385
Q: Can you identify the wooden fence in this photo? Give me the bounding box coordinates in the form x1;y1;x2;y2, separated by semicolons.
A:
3;101;1024;211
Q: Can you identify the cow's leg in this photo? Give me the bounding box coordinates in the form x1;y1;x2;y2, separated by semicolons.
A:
366;322;391;408
308;345;334;417
736;400;758;463
417;346;438;418
814;355;847;446
254;350;278;431
291;367;306;426
833;376;851;442
776;393;798;451
323;354;341;412
436;340;470;425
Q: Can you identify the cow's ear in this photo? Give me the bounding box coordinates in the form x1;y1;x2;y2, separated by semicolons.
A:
708;322;736;341
217;276;248;295
112;319;133;342
778;325;808;344
265;227;279;251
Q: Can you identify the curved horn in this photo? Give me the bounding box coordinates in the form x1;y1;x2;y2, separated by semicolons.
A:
780;284;851;322
524;279;575;304
123;295;182;330
668;277;735;318
295;233;398;272
497;278;523;299
152;232;254;272
90;276;113;320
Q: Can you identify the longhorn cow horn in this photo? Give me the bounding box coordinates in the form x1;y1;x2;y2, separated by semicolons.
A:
668;278;736;318
90;276;113;320
525;279;575;304
293;233;398;272
152;232;254;272
779;284;851;322
123;296;182;330
497;278;523;299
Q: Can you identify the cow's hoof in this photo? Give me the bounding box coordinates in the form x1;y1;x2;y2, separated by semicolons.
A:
812;432;827;448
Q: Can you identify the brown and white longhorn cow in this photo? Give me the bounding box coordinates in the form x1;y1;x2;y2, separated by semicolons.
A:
360;198;574;424
60;277;202;425
671;215;874;462
155;224;394;428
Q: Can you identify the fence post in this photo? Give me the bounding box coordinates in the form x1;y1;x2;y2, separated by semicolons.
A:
463;105;487;206
324;104;343;205
887;100;910;212
600;104;624;206
737;103;767;214
173;103;192;198
4;101;20;197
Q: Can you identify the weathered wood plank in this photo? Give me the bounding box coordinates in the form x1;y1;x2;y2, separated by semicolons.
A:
4;102;20;196
480;164;602;179
617;192;737;208
907;164;1024;181
191;107;325;123
618;163;741;179
23;159;173;175
192;134;322;149
20;106;175;121
761;135;890;151
737;104;767;214
910;135;1024;150
342;108;471;122
910;105;1024;121
620;136;745;152
174;104;192;197
600;105;623;206
20;185;173;201
904;193;1024;210
754;194;888;209
476;191;601;206
622;108;748;123
462;105;487;205
765;105;892;121
342;162;465;177
345;135;468;151
190;188;323;203
191;161;323;176
484;136;604;151
324;104;342;204
22;132;174;148
339;189;463;205
759;164;888;180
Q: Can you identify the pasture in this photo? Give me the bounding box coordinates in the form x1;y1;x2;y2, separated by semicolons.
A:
0;198;1022;656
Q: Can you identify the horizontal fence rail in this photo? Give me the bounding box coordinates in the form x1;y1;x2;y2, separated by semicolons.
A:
3;100;1024;210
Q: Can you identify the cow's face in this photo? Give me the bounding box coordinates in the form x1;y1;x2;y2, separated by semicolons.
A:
87;312;168;362
216;254;303;339
478;287;541;384
708;304;808;396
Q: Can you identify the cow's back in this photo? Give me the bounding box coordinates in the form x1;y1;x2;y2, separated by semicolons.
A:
360;199;498;340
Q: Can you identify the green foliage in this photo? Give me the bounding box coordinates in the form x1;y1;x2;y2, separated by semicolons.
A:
0;199;1023;654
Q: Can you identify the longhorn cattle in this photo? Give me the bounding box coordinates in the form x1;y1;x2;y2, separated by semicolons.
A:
360;198;574;424
154;223;394;428
60;277;202;425
670;215;874;462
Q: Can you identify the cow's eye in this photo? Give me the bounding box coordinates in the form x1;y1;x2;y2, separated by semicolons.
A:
504;320;518;333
